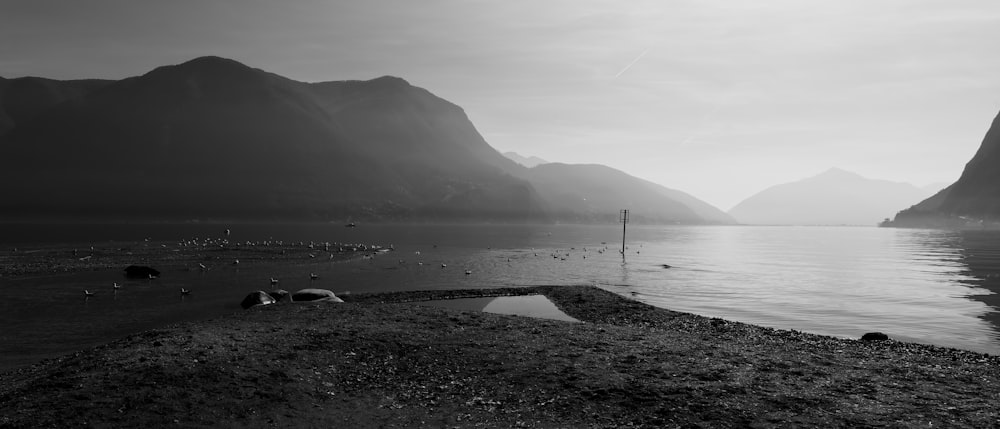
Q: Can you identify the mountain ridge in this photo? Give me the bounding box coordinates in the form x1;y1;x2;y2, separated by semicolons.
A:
889;110;1000;228
730;168;935;226
0;56;730;224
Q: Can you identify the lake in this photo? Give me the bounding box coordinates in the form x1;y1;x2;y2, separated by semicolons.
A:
2;223;1000;370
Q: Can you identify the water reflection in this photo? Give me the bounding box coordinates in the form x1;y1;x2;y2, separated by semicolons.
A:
949;230;1000;330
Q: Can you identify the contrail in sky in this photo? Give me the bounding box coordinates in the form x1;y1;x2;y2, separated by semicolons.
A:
614;49;649;78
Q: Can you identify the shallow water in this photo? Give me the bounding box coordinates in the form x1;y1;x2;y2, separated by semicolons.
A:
414;295;580;322
2;223;1000;370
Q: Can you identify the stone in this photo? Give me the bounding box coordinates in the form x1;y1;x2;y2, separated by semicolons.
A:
861;332;889;341
124;265;160;278
291;288;344;303
241;291;276;309
269;289;290;302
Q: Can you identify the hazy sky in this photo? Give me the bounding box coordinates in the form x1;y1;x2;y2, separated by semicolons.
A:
3;0;999;210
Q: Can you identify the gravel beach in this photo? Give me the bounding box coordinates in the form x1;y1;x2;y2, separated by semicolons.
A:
2;283;999;428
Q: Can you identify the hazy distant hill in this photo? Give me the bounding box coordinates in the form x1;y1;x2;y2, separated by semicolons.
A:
503;152;548;168
524;163;734;224
729;168;935;226
0;56;729;224
891;111;1000;228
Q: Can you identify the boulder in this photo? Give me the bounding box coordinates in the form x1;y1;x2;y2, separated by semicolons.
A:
269;289;290;302
241;291;276;309
291;288;344;303
124;265;160;278
860;332;889;341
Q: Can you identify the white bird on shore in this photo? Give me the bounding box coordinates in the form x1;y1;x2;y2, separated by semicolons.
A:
233;259;240;265
84;290;95;297
180;288;191;295
198;263;207;271
113;282;121;290
310;273;319;280
465;270;472;275
270;277;279;285
441;264;447;268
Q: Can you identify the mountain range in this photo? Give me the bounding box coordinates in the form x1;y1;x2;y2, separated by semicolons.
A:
888;110;1000;228
0;56;732;224
728;168;939;226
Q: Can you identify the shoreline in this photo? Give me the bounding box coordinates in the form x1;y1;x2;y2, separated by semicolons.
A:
3;285;1000;427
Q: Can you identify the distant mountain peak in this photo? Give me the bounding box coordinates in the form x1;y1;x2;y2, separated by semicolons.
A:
503;152;548;168
729;168;934;226
369;75;411;86
138;56;266;86
159;56;255;75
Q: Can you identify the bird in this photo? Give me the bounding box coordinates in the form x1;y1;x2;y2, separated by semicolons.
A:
180;288;191;295
113;282;121;290
233;259;240;265
198;263;207;271
84;290;95;297
441;264;447;268
270;277;279;285
310;273;319;280
148;274;158;280
465;270;472;275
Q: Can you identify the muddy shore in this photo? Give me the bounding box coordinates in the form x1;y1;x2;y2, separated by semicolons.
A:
2;283;999;428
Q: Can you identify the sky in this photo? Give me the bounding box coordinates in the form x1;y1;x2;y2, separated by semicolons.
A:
3;0;1000;210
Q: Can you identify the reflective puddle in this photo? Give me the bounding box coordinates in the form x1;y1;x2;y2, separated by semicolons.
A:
415;295;579;322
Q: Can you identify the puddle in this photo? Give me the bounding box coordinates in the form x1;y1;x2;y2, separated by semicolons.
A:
415;295;579;322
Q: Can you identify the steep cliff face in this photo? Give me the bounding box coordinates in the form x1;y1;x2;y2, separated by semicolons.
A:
892;111;1000;228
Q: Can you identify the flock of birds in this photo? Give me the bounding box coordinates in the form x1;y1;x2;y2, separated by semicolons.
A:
81;234;397;299
80;232;654;300
83;269;323;299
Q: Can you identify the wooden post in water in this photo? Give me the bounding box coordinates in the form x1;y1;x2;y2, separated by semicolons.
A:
619;209;629;259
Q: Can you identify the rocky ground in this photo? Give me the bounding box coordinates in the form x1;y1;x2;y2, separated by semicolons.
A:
2;284;999;428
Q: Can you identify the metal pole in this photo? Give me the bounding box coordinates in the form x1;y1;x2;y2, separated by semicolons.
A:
619;209;628;258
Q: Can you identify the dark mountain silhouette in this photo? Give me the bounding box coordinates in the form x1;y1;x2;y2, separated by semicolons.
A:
729;168;935;226
890;111;1000;228
503;152;548;168
0;56;728;223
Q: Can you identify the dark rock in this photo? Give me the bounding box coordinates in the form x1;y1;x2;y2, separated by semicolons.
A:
291;288;344;303
241;291;276;309
861;332;889;341
124;265;160;278
269;289;289;301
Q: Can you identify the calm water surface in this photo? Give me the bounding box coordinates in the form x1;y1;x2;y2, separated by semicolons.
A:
2;223;1000;370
